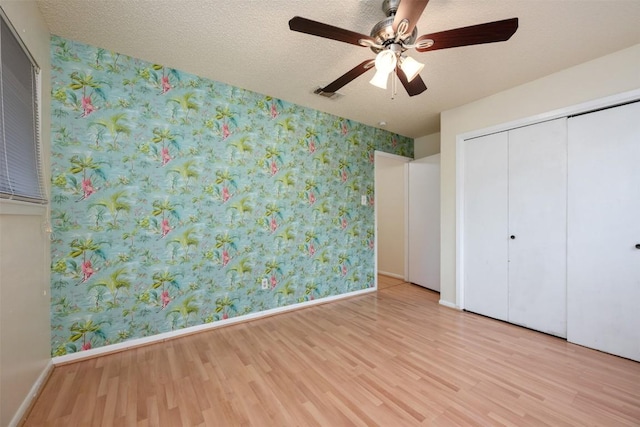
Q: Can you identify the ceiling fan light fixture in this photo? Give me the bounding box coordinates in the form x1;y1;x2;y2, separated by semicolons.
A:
370;49;397;89
369;69;391;89
399;56;424;82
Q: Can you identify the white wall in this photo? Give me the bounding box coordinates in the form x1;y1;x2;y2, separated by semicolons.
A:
375;152;409;278
0;2;52;426
439;43;640;306
414;132;440;159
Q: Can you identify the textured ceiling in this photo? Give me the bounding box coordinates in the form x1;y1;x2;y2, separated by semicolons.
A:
36;0;640;138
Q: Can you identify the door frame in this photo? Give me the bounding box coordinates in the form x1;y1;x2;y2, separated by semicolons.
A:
374;150;412;283
455;88;640;310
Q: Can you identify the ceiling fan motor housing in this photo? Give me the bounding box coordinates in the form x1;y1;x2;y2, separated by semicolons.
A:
369;16;417;54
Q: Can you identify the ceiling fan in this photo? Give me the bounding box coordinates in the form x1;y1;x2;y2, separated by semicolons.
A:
289;0;518;97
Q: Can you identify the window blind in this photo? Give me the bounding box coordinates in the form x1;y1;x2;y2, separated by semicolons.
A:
0;12;45;203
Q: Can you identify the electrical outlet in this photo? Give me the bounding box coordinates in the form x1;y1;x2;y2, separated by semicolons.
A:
261;278;269;290
361;195;367;206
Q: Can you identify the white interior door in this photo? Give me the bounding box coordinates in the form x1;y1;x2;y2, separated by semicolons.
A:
567;101;640;362
507;119;567;337
408;154;440;291
463;132;509;321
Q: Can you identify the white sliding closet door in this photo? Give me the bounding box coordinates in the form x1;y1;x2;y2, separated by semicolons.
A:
463;132;509;321
463;120;567;334
567;101;640;362
508;119;567;337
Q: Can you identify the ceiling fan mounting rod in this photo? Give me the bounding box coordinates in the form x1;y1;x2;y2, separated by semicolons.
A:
382;0;401;17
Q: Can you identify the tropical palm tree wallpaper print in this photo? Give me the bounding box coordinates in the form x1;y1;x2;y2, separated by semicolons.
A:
49;35;413;356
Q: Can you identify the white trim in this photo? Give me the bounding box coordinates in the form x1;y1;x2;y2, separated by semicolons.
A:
377;270;405;280
439;299;460;310
455;132;465;310
9;359;53;427
458;89;640;142
374;154;378;290
403;162;409;281
374;150;412;286
53;287;376;365
373;150;412;161
455;88;640;311
0;6;40;71
0;199;47;215
373;150;413;289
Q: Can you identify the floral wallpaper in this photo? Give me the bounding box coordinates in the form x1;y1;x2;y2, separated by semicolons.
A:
49;35;413;356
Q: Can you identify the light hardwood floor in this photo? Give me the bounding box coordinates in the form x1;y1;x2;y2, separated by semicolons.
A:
24;277;640;426
376;274;406;290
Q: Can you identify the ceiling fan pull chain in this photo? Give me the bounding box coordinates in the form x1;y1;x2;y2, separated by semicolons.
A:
391;70;397;100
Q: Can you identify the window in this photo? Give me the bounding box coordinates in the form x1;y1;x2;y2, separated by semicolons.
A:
0;9;45;203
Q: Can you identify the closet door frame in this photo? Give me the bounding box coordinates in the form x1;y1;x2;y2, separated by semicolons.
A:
455;88;640;310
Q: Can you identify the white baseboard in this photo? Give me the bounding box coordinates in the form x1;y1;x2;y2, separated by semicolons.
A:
53;287;376;365
377;270;405;280
9;359;53;427
439;299;461;310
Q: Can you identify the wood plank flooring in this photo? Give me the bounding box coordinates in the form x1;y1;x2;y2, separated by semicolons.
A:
24;276;640;426
376;274;406;290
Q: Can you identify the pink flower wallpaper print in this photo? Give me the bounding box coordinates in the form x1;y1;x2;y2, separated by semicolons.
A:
49;35;413;355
